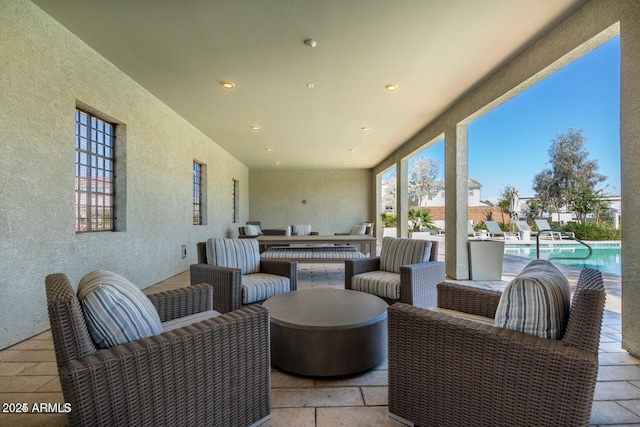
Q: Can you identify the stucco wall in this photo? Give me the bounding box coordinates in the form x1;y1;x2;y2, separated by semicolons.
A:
0;0;249;349
249;169;373;235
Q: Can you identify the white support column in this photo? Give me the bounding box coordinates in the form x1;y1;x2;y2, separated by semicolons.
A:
620;2;640;358
444;124;470;279
397;158;409;239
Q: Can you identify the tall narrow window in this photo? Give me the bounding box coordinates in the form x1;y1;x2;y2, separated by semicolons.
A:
193;162;202;225
232;179;239;223
75;108;115;232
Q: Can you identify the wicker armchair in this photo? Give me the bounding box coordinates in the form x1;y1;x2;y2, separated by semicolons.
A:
345;237;445;307
45;273;271;427
387;268;606;427
191;239;297;313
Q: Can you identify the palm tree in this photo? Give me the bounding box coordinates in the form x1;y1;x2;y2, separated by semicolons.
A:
408;208;436;232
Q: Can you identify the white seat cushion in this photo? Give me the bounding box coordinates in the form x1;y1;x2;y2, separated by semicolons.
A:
351;270;401;300
77;270;163;349
242;273;291;304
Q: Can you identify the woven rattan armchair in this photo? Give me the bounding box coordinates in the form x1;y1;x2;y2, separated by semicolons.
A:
45;273;271;427
191;240;297;313
387;268;606;427
345;238;445;307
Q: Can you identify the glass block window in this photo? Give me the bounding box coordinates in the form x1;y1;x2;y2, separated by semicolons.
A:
75;108;115;232
193;162;202;225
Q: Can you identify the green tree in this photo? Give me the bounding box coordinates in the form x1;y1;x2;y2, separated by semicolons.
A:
571;185;611;223
532;129;606;222
524;198;542;223
496;185;514;224
408;157;441;206
381;174;396;211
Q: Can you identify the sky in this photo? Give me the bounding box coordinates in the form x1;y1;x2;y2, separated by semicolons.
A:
396;35;620;204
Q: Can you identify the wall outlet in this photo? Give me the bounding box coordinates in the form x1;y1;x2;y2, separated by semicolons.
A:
181;245;187;258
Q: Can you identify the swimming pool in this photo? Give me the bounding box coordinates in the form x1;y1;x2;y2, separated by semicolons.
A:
504;242;621;276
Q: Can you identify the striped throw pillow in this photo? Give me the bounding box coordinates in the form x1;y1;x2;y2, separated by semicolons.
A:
77;270;162;349
206;238;261;274
494;260;571;339
380;237;432;273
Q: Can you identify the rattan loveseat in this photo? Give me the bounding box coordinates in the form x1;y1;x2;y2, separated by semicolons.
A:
387;268;606;427
45;273;271;427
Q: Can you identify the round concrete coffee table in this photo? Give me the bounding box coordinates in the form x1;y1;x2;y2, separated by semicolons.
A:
262;288;388;377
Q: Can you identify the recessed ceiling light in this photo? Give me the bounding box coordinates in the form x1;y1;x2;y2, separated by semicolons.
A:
361;127;370;132
220;81;235;89
274;161;281;166
250;125;260;131
341;162;349;165
265;147;273;152
385;84;398;92
349;148;356;153
307;83;315;89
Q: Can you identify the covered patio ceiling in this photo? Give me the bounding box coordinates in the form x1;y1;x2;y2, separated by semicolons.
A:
32;0;585;169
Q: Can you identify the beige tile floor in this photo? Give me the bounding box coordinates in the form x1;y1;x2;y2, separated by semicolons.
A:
1;258;639;426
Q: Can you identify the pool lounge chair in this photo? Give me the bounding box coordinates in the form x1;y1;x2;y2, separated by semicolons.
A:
468;223;484;239
534;219;574;240
515;220;537;240
484;221;519;240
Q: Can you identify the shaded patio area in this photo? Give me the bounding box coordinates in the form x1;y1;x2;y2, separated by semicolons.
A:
0;254;638;426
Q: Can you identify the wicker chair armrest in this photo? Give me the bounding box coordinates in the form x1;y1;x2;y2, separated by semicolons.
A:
189;263;242;313
399;261;446;307
436;282;502;319
59;305;271;427
344;257;381;289
146;283;213;322
563;287;606;352
388;303;598;427
260;259;298;291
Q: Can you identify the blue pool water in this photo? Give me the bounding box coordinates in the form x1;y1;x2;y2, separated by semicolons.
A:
504;243;621;276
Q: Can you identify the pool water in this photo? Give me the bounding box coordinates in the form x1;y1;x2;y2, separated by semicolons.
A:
504;243;621;276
